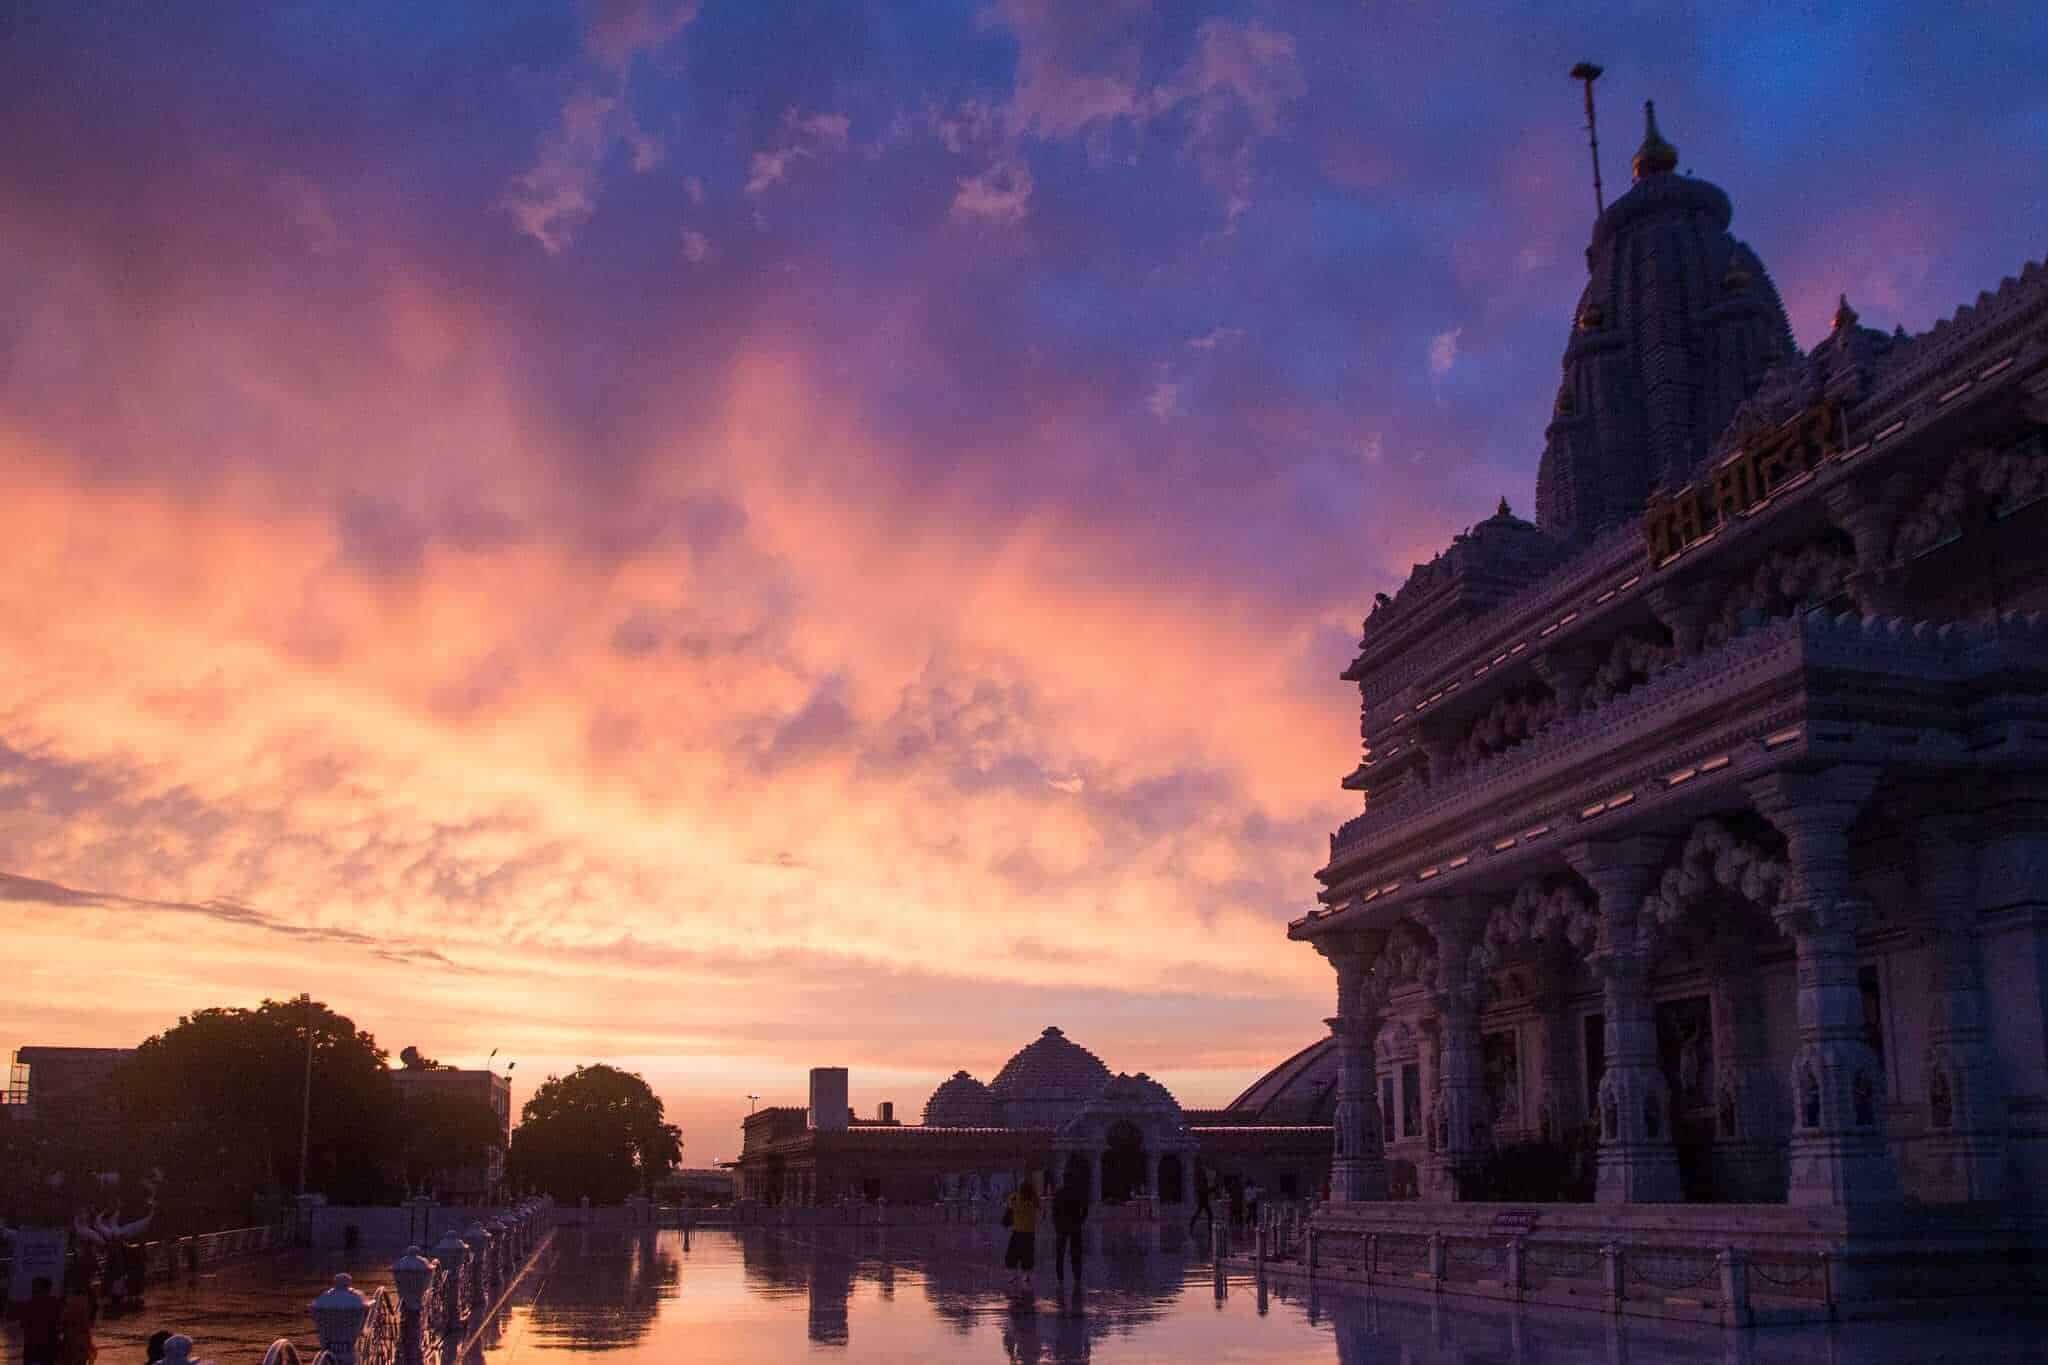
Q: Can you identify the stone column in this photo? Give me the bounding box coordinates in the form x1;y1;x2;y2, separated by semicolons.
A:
1915;813;2005;1201
1145;1153;1161;1205
1823;481;1906;617
1646;581;1719;659
1318;931;1390;1201
1417;901;1485;1201
1750;768;1901;1205
1708;940;1784;1201
1567;838;1682;1203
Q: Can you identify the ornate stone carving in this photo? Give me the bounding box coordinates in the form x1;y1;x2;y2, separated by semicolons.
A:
1705;536;1856;648
1890;431;2048;564
1451;687;1559;771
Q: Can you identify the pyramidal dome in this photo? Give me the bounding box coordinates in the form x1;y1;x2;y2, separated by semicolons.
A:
989;1026;1113;1128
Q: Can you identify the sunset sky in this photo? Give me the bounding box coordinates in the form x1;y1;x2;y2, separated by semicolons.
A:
3;3;2044;1164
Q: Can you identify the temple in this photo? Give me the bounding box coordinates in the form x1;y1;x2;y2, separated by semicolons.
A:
1291;104;2048;1280
735;1027;1334;1209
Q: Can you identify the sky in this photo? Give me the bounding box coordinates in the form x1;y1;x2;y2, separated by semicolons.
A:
2;2;2043;1164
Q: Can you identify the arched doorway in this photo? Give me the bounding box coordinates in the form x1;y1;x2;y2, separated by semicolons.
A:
1062;1151;1092;1198
1101;1119;1147;1203
1158;1153;1185;1204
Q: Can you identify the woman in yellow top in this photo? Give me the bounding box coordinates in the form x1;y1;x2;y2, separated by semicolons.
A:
1001;1178;1040;1289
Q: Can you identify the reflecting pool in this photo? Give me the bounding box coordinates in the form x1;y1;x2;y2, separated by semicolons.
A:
18;1223;2048;1362
468;1224;2048;1363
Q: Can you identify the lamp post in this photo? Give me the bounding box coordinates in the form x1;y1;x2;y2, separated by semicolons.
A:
297;994;315;1199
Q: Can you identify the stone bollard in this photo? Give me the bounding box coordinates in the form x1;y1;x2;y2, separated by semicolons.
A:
1427;1231;1445;1293
393;1246;435;1365
434;1230;470;1343
1717;1247;1750;1328
462;1220;494;1319
1254;1209;1266;1275
1506;1234;1525;1302
1307;1220;1318;1276
310;1273;371;1364
1600;1241;1623;1315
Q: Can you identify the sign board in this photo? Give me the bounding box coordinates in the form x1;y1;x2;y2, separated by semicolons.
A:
8;1227;67;1305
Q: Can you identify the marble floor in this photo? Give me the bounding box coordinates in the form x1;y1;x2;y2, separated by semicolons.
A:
10;1222;2048;1362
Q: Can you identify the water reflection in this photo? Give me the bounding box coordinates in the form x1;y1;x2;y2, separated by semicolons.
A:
522;1227;677;1351
466;1226;2048;1364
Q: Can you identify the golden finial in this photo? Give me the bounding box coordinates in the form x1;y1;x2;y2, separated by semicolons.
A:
1631;100;1678;181
1496;496;1513;518
1831;293;1859;332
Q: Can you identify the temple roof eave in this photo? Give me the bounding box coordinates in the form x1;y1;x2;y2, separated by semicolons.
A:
1298;611;2048;942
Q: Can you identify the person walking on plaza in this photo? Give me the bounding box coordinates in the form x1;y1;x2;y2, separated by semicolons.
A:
1243;1180;1262;1234
1187;1168;1214;1233
1001;1178;1040;1292
1051;1176;1088;1288
18;1276;62;1365
56;1272;99;1365
144;1332;170;1363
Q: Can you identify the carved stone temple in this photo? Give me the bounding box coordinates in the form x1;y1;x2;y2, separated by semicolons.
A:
1291;106;2048;1292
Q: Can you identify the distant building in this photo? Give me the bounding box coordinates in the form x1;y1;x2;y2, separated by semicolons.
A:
389;1066;512;1203
3;1046;136;1121
736;1027;1332;1208
656;1168;736;1206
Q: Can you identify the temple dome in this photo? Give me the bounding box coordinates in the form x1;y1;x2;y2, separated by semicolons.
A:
922;1070;996;1127
989;1027;1113;1129
1223;1038;1339;1125
1534;102;1798;545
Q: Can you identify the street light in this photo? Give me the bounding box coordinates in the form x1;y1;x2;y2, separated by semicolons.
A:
747;1094;760;1114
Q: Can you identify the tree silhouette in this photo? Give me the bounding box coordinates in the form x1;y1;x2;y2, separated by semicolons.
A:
117;998;400;1220
507;1065;680;1203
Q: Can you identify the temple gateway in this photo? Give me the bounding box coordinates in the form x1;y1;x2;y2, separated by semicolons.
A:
1291;106;2048;1274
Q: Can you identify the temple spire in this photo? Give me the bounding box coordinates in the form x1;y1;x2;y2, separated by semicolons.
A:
1631;100;1678;181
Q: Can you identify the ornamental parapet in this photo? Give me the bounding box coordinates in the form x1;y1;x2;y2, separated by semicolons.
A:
1301;607;2048;939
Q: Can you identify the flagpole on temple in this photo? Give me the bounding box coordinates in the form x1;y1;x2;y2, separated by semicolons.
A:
1571;62;1606;219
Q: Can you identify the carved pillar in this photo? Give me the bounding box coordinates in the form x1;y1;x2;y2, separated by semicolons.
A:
1708;939;1785;1201
1646;581;1719;659
1567;837;1682;1203
1532;651;1594;717
1318;931;1390;1201
1417;901;1485;1200
1915;812;2005;1201
1750;767;1902;1205
1421;731;1457;785
1823;481;1906;617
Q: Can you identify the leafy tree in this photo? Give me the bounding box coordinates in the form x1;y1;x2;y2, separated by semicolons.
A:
398;1089;505;1193
398;1046;444;1070
506;1065;681;1203
117;997;402;1217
